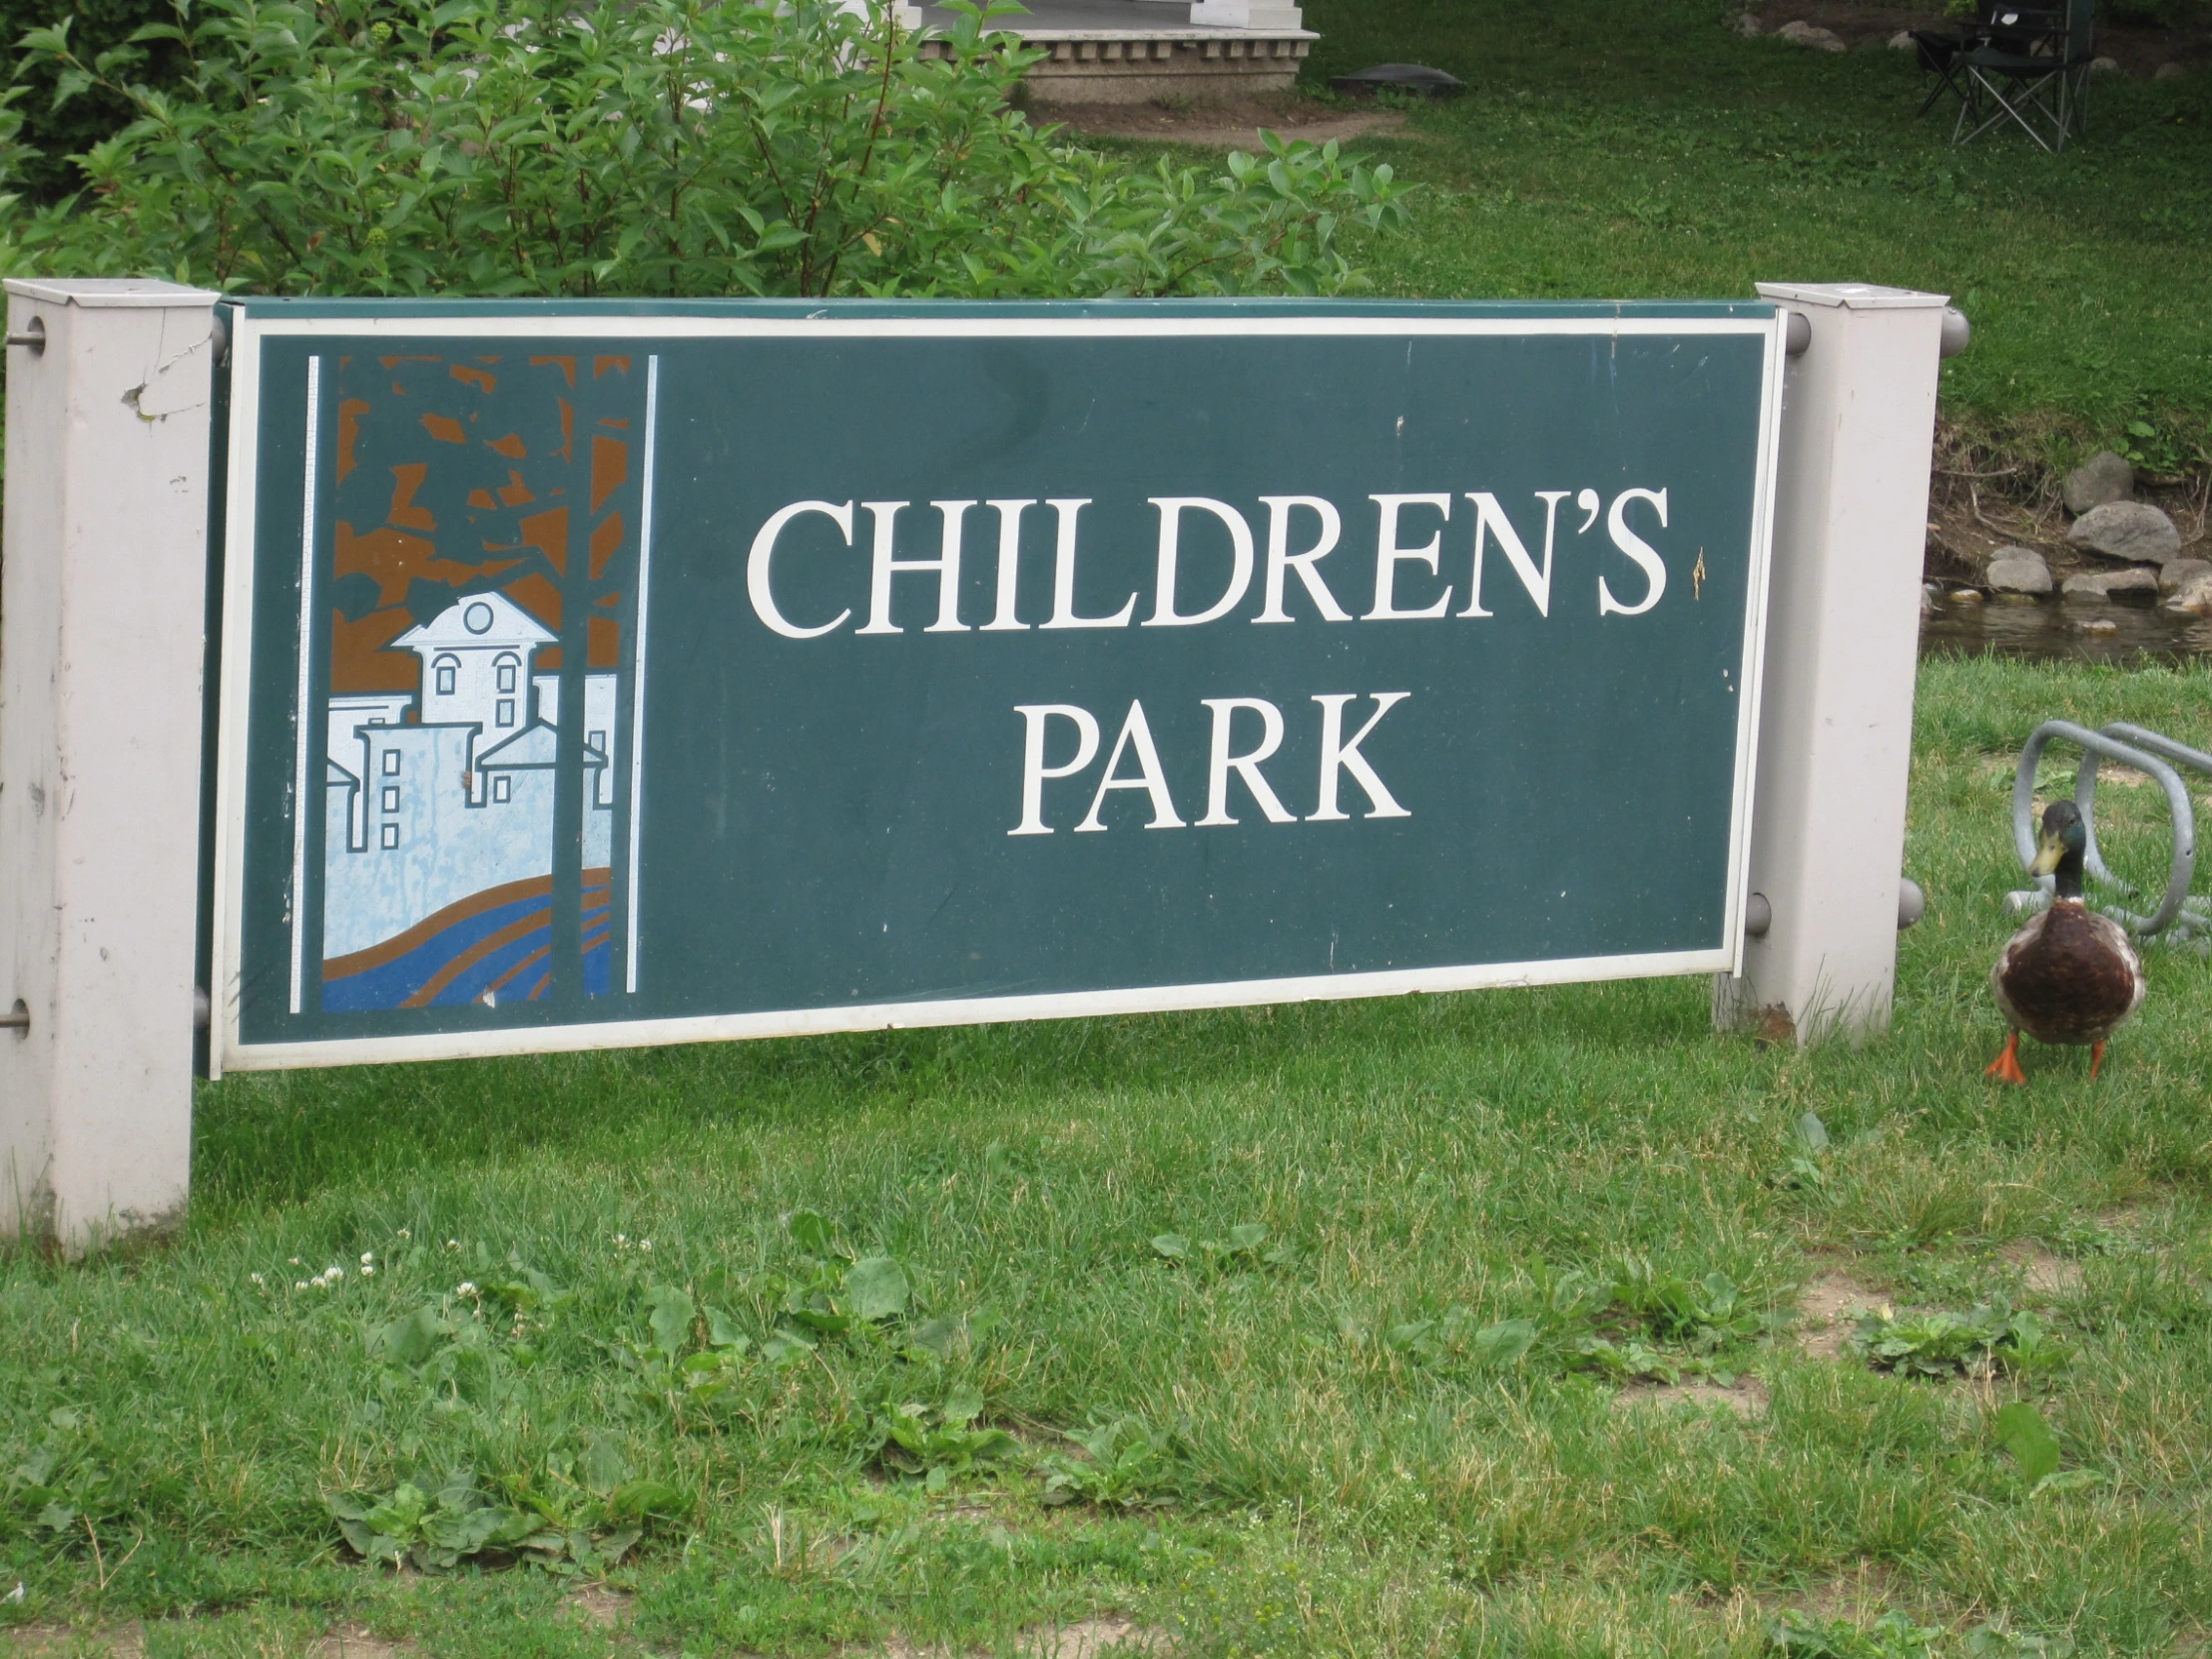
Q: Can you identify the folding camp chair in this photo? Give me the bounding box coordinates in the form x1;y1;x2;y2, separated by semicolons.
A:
1909;4;2046;119
1955;0;2095;151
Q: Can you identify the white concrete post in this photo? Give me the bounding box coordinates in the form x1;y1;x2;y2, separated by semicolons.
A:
0;277;219;1248
1715;281;1951;1044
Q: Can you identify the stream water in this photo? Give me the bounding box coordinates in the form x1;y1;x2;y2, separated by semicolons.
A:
1919;589;2212;665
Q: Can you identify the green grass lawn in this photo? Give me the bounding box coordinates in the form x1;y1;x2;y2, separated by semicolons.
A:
1287;0;2212;467
3;653;2211;1657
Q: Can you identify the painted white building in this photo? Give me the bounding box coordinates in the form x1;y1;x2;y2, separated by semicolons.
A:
323;593;616;960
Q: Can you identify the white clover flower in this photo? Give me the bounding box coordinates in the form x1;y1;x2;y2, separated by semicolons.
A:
639;1240;653;1253
456;1281;477;1297
360;1266;375;1278
361;1252;374;1266
396;1228;411;1240
326;1266;344;1280
446;1240;460;1250
288;1257;302;1267
294;1281;309;1291
249;1272;264;1286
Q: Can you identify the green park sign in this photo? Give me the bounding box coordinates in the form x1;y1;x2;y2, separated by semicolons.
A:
206;298;1785;1071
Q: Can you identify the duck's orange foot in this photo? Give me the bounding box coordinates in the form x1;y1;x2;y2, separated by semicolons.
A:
1984;1032;2028;1085
2089;1040;2108;1081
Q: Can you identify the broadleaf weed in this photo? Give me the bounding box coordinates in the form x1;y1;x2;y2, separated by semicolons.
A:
1851;1298;2067;1378
1040;1415;1182;1509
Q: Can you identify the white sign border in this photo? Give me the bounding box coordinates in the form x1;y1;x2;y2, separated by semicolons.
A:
211;307;1785;1075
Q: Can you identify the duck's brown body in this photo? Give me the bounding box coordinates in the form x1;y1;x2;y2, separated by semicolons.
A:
1989;800;2147;1084
1991;898;2146;1047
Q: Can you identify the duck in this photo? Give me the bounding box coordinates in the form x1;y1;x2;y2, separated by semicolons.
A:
1987;799;2146;1084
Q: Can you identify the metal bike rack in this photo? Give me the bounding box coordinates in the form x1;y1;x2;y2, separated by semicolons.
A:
2006;720;2208;947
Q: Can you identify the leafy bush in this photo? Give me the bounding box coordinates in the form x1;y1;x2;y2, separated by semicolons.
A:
0;0;183;203
3;0;1408;297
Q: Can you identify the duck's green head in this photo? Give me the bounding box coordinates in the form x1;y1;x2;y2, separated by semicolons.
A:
2031;799;2088;881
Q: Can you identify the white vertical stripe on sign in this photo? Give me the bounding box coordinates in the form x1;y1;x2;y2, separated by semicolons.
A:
288;354;321;1015
625;354;660;994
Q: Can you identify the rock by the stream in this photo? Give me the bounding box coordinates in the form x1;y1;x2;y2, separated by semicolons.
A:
1890;29;1917;49
1736;11;1763;35
2158;558;2212;595
2090;56;2122;73
2154;62;2187;80
2062;449;2134;514
2062;567;2161;601
1985;548;2053;595
2067;500;2183;564
2166;574;2212;616
1776;20;1848;51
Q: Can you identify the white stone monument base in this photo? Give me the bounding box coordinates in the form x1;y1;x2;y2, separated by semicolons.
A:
917;28;1315;102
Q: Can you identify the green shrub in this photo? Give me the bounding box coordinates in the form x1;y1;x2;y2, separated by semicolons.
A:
0;0;184;203
1;0;1409;297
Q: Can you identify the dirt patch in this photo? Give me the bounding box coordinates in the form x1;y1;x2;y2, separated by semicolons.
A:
1611;1378;1770;1418
562;1585;633;1627
1763;1560;1911;1622
1797;1271;1884;1361
1029;93;1408;150
311;1627;417;1658
2097;1202;2163;1234
933;1500;1004;1523
1740;0;2211;74
1019;1618;1174;1657
2002;1241;2086;1298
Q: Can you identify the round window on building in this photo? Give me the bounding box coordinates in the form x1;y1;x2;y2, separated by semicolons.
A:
463;602;495;635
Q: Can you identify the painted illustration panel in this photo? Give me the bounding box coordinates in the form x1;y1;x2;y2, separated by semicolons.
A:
309;350;648;1015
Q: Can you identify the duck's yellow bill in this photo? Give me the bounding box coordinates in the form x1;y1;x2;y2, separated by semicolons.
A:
2030;833;2064;877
